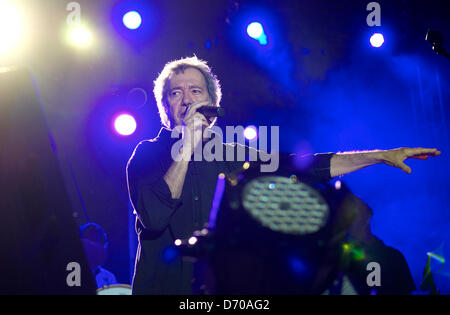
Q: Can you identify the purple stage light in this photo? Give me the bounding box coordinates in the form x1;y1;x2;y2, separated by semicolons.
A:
123;11;142;30
243;126;258;140
114;113;136;136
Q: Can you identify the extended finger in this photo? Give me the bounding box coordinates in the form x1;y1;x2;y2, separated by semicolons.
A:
409;149;441;159
410;155;428;160
406;147;439;156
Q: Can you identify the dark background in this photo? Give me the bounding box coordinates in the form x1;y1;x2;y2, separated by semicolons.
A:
2;0;449;293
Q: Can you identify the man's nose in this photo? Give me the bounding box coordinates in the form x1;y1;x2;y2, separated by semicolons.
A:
182;93;194;107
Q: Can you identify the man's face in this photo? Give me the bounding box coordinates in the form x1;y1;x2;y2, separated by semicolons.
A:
166;67;211;127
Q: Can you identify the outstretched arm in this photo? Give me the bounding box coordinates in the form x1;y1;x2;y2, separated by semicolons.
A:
330;147;441;178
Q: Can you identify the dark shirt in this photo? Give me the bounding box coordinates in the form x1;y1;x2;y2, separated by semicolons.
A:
126;127;334;294
346;238;417;295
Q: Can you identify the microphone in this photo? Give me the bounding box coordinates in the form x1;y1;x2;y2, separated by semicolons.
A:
197;106;225;118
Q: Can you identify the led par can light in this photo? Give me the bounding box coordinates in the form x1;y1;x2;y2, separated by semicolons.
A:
179;156;358;294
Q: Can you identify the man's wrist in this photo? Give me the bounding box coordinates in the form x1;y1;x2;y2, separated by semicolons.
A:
371;150;387;164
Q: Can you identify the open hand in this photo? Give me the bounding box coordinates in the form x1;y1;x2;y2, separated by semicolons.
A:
382;147;441;174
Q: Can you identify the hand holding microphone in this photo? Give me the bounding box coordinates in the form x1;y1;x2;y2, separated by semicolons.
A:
182;101;217;157
197;106;225;118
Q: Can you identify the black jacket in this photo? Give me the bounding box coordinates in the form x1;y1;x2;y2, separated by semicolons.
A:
126;127;334;294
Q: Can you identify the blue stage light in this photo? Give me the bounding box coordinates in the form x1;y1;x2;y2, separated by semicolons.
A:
370;33;384;48
123;11;142;30
247;22;267;45
247;22;263;39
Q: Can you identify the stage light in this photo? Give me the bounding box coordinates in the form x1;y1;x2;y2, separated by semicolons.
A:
114;114;137;136
174;239;182;246
370;33;384;48
243;126;258;140
0;3;24;56
68;26;93;48
247;22;263;39
334;180;342;190
247;22;267;45
188;236;198;245
123;11;142;30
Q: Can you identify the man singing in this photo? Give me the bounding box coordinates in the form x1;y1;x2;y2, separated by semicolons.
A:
126;56;440;294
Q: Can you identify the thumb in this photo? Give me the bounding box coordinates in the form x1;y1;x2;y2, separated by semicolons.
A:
399;162;412;174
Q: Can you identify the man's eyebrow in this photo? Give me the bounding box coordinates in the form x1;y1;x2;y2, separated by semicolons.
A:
169;84;204;91
169;86;182;91
189;84;204;90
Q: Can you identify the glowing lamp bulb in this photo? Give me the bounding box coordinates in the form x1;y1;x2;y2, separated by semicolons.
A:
69;26;93;47
243;126;258;140
334;180;342;190
114;114;137;136
370;33;384;48
247;22;264;39
123;11;142;30
0;4;23;54
188;236;197;245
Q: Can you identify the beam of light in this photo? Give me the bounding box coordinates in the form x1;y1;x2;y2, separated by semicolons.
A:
370;33;384;48
114;114;137;136
68;25;93;48
123;11;142;30
0;2;25;56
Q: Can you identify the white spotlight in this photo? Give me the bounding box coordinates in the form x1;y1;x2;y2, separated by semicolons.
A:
68;26;93;48
0;3;24;56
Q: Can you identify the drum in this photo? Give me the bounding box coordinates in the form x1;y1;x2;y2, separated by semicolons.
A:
96;284;132;295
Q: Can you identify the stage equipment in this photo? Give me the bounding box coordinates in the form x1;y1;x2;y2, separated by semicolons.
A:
96;284;132;295
419;252;445;295
425;29;450;60
0;68;96;294
176;157;361;294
